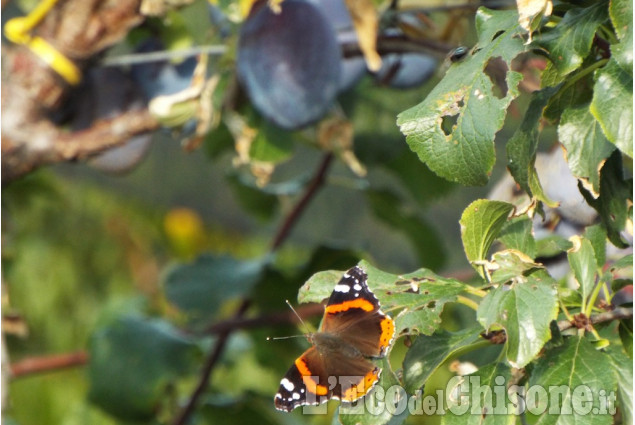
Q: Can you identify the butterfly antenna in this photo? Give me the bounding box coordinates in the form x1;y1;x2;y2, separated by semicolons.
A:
285;300;311;334
266;335;305;341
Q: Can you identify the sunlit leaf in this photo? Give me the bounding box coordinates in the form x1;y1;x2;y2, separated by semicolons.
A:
460;199;514;277
590;59;633;157
477;274;558;368
529;336;616;425
402;327;484;393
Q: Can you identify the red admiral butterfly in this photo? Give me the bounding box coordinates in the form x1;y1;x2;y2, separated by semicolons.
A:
274;266;395;412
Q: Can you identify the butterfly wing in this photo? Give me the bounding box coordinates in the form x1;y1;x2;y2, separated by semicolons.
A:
322;266;395;357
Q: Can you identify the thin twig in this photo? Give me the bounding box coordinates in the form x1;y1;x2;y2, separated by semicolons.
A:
172;152;335;425
171;299;251;425
270;153;334;251
10;351;89;377
204;303;324;335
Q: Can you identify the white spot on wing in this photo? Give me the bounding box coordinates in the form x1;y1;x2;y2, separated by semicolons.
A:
334;284;350;293
353;283;362;291
292;392;301;400
281;378;295;391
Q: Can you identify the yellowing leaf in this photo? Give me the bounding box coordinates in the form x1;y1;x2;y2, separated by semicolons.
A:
344;0;382;71
516;0;552;42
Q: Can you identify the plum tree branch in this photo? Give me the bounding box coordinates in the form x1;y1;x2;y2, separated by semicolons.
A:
10;351;88;378
172;152;334;425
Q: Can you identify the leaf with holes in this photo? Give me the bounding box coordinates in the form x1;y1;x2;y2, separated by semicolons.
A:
299;260;469;336
529;336;616;425
477;274;558;368
590;59;633;157
558;104;615;196
397;8;526;186
535;2;608;81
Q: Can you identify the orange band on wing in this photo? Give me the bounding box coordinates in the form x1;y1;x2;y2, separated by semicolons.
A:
341;368;380;401
295;358;328;396
379;316;395;351
325;298;375;314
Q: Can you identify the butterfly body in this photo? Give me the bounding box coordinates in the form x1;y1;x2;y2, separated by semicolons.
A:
274;266;395;412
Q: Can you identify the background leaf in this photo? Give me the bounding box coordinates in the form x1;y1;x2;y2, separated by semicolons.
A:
498;216;537;259
163;254;265;328
607;348;633;425
88;316;200;420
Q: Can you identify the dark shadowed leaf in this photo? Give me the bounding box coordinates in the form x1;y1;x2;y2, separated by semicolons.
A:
163;254;266;328
88;316;200;420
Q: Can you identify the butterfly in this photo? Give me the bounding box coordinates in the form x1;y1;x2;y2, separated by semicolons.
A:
274;266;395;412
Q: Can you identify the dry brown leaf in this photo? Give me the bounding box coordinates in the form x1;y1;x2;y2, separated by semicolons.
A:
516;0;553;43
317;116;366;176
344;0;382;71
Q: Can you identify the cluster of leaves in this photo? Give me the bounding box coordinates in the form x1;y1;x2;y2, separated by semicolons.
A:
3;0;632;425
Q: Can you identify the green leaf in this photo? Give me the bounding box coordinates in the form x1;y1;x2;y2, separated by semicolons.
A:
590;59;633;157
88;316;199;420
249;121;295;163
498;216;537;259
536;235;574;258
535;2;609;79
441;363;515;425
339;359;408;425
609;0;633;75
477;275;558;368
506;87;559;205
558;105;615;196
489;249;544;284
529;336;617;425
607;348;633;425
579;151;632;248
366;189;445;270
163;254;265;328
227;174;278;221
584;225;607;268
397;8;526;186
619;320;633;358
460;200;514;277
383;150;456;207
402;327;484;393
543;71;593;121
567;236;598;307
299;260;469;335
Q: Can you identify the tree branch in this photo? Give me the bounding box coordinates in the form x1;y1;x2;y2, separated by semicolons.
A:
10;351;88;378
270;153;334;251
557;307;633;333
